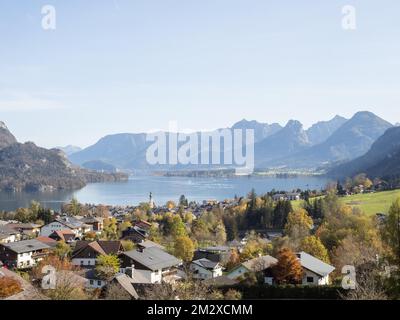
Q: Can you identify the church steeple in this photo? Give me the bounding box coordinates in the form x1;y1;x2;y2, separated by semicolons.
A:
149;192;155;209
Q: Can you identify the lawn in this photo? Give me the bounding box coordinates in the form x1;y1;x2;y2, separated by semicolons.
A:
291;189;400;216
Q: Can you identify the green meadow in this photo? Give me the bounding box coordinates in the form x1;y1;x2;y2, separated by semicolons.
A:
292;189;400;216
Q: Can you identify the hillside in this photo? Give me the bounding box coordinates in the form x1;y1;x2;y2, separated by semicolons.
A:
0;121;17;150
0;121;127;192
328;126;400;179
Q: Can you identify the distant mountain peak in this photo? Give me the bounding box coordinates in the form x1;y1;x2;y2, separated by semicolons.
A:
0;120;18;149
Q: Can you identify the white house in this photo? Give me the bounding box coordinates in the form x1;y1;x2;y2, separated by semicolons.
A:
40;217;92;238
190;258;223;280
0;226;19;244
0;239;51;269
120;246;181;284
297;251;335;286
71;240;122;267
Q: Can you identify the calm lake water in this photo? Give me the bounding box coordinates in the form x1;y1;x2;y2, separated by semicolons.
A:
0;175;330;211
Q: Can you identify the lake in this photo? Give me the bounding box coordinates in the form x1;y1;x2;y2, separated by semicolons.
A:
0;175;330;211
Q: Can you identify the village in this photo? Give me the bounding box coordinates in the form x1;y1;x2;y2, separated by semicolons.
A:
0;176;398;301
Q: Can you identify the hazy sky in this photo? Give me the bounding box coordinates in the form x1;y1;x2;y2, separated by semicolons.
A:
1;0;400;148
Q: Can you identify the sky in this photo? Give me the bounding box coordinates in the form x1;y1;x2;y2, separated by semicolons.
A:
0;0;400;148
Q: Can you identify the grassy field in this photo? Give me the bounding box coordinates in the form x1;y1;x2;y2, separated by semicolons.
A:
291;189;400;216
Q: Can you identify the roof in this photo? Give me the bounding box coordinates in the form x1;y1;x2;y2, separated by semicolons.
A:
2;239;50;254
137;240;165;250
0;225;17;239
72;241;122;258
192;258;221;270
199;246;231;253
50;229;76;242
113;274;139;299
6;223;41;230
123;247;181;271
55;217;90;230
36;236;58;247
204;275;239;287
0;267;46;300
297;252;335;277
241;255;278;272
80;216;104;224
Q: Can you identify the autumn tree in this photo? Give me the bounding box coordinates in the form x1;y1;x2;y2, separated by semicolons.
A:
299;236;330;264
284;208;313;245
174;236;195;263
95;254;120;281
382;198;400;265
54;241;72;259
272;248;303;285
226;249;241;270
101;217;119;240
0;277;22;298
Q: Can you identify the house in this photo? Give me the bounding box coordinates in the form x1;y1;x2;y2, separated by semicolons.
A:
79;216;104;232
120;246;181;284
71;240;123;267
193;246;232;264
226;255;278;283
297;251;335;286
0;265;46;300
40;217;92;238
121;226;149;243
190;258;223;280
137;240;165;251
0;239;51;269
272;193;301;202
6;223;42;239
36;236;58;248
48;229;76;243
0;225;19;244
104;273;139;300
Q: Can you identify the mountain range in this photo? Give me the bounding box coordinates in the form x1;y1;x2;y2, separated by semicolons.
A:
0;123;127;192
328;126;400;179
68;111;394;173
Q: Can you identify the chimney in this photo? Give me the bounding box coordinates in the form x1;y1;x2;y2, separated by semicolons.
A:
125;265;135;279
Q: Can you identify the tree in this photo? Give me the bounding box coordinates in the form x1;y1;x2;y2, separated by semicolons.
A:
54;241;72;259
226;249;241;271
382;198;400;265
223;215;238;241
95;254;120;281
166;201;176;210
168;215;187;238
173;236;195;263
179;195;188;207
101;218;119;240
299;236;330;263
284;209;313;240
272;248;303;285
273;200;292;229
0;277;22;298
121;240;135;252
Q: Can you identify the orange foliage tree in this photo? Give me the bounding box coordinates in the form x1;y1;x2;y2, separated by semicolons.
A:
0;276;22;298
272;247;303;285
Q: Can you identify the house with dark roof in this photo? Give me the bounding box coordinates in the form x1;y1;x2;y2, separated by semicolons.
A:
121;226;149;243
71;240;123;267
0;239;51;269
48;229;76;243
6;223;41;239
120;247;181;284
296;251;335;286
190;258;223;280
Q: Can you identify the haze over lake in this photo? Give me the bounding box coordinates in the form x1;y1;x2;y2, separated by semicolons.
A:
0;175;330;211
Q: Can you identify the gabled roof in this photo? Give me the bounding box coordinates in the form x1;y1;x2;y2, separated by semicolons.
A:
2;239;50;254
297;252;335;277
240;255;277;273
0;225;18;239
54;217;90;230
113;274;139;299
137;240;165;250
192;258;221;270
123;247;181;271
72;241;122;259
36;236;58;247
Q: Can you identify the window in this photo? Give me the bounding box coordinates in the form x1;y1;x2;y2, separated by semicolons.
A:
97;281;102;286
90;280;94;285
307;277;314;283
81;260;84;265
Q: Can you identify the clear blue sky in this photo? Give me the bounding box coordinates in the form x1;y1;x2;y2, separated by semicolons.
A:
1;0;399;148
